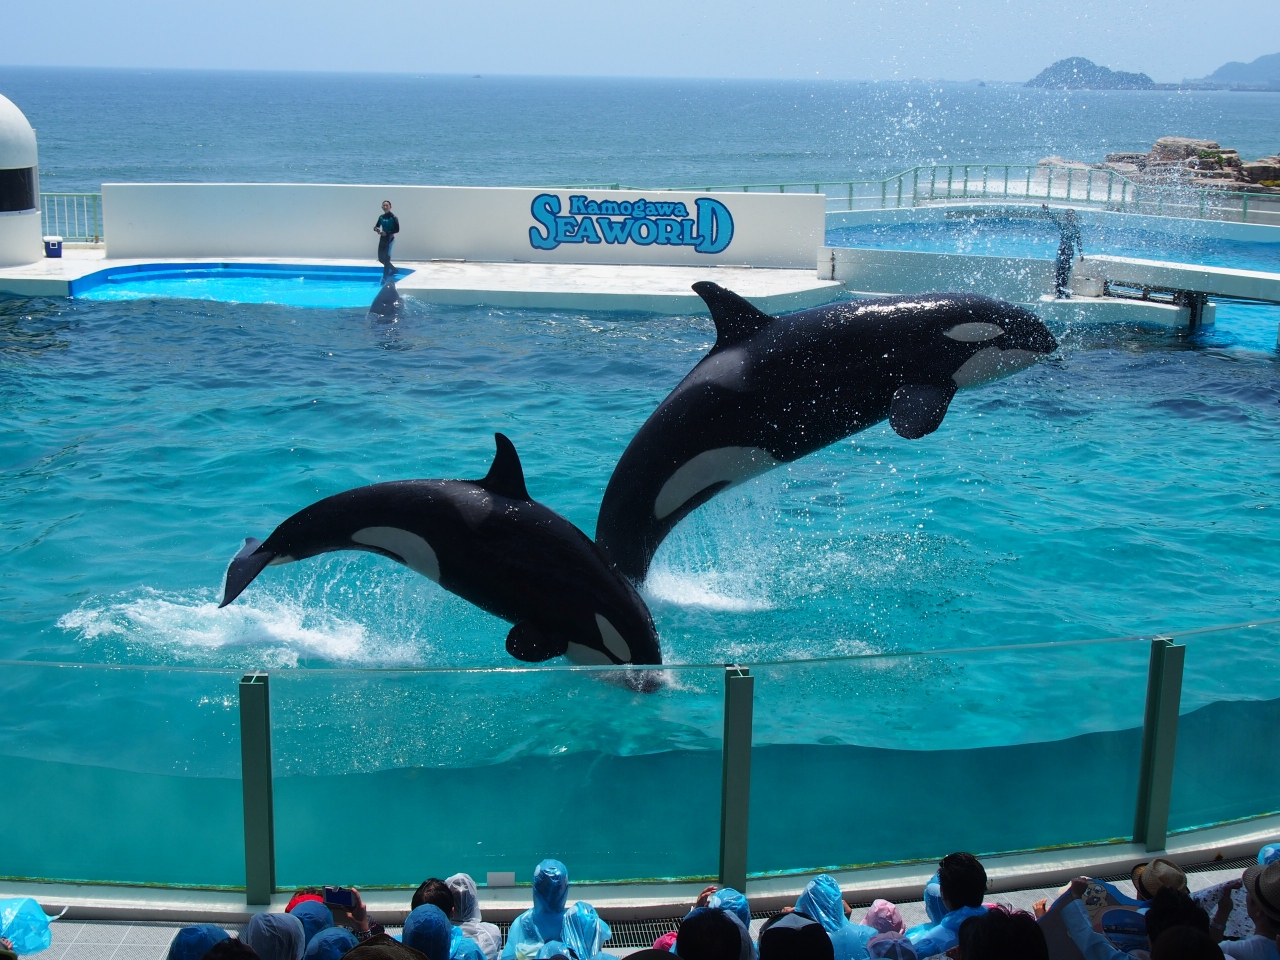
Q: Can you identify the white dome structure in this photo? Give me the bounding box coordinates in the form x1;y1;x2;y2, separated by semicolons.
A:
0;93;42;267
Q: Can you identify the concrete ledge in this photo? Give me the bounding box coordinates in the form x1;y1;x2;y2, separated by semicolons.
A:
5;814;1275;925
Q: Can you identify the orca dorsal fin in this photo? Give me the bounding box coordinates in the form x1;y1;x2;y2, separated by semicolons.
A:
693;282;774;349
477;433;531;500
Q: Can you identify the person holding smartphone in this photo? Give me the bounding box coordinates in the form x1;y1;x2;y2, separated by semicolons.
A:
375;201;399;277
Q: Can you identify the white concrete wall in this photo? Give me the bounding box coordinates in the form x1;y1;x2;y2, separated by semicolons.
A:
102;184;825;269
0;210;43;266
827;246;1055;301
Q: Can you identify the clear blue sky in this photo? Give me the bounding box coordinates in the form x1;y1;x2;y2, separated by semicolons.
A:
3;0;1277;83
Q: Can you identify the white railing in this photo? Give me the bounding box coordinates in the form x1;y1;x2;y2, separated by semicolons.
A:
40;193;103;242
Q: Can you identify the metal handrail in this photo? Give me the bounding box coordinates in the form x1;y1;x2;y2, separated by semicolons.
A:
40;192;103;242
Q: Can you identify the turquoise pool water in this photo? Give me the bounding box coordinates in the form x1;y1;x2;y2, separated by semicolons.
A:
74;263;412;309
4;270;1280;885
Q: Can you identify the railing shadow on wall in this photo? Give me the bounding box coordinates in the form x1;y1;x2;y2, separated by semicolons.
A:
2;616;1278;901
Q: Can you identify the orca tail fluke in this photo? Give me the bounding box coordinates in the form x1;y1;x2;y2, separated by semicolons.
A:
219;537;276;607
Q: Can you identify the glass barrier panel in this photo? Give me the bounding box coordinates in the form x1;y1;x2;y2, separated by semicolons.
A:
0;662;243;886
747;638;1152;876
269;664;725;887
1169;620;1280;833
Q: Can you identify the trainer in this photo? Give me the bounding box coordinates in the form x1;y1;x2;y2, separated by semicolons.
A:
375;200;399;276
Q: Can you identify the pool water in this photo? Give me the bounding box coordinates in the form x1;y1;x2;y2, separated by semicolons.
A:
73;263;412;309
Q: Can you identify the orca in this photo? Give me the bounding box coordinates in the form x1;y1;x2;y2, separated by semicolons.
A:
367;279;404;320
220;434;662;667
595;282;1059;582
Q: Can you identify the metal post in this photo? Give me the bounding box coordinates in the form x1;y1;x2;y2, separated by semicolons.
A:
239;673;276;904
719;665;754;891
1133;638;1185;851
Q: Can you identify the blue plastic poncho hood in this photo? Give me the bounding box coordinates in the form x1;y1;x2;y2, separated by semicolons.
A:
290;903;334;947
706;888;751;932
563;902;611;960
533;860;569;917
404;905;452;960
795;876;849;935
167;925;229;960
305;928;358;960
0;899;59;956
922;874;945;926
448;926;486;960
246;913;306;960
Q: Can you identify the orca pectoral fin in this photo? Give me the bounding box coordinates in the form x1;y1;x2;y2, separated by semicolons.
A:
889;383;957;440
505;621;568;662
219;538;277;608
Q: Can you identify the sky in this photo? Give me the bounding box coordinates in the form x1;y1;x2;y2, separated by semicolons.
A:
3;0;1278;83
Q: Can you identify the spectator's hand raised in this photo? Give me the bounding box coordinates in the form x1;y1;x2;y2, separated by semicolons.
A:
695;885;719;909
332;888;370;933
1068;878;1091;898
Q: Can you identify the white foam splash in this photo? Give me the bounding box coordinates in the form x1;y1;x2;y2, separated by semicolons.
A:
58;588;421;668
642;568;774;612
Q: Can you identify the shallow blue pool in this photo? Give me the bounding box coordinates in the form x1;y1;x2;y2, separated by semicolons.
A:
73;262;412;309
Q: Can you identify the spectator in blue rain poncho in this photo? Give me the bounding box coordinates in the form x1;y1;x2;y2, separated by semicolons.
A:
166;925;230;960
795;875;876;960
305;928;359;960
447;874;504;960
903;854;989;959
290;903;336;949
448;926;485;960
501;860;570;960
562;901;612;960
246;912;307;960
403;905;453;960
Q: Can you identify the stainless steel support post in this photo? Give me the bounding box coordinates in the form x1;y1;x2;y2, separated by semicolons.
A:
240;673;276;904
1133;638;1185;851
719;665;754;891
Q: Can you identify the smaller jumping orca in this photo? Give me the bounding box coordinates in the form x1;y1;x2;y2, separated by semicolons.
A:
220;434;662;667
595;283;1059;582
367;279;404;320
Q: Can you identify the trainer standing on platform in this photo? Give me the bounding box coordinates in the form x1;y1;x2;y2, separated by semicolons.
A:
375;200;399;277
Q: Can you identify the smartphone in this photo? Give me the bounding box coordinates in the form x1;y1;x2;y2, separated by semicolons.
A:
323;886;356;908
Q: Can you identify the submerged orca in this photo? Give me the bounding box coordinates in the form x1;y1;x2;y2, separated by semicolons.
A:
367;279;404;320
219;434;661;666
595;282;1059;582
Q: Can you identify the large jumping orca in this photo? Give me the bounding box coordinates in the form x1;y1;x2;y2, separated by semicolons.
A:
595;283;1059;582
219;434;661;666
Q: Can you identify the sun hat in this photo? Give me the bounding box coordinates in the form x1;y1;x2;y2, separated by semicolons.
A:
1132;859;1188;899
1243;861;1280;923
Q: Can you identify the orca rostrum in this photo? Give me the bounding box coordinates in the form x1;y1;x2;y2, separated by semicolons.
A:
594;282;1059;582
219;434;661;666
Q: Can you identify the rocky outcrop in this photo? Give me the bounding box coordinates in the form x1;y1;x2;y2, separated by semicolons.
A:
1026;58;1155;90
1070;137;1280;192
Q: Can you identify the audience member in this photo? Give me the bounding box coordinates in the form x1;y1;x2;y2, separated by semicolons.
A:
1221;862;1280;960
679;907;750;960
344;934;429;960
1057;882;1210;960
447;874;504;960
289;903;335;947
503;860;570;960
866;934;916;960
759;912;835;960
651;932;677;953
404;906;454;960
245;913;306;960
904;854;989;958
794;874;875;960
862;902;906;937
1260;847;1280;867
288;891;326;912
956;907;1047;960
702;887;752;933
305;929;359;960
1152;928;1226;960
167;925;229;960
562;901;612;960
414;881;455;916
1147;889;1213;944
1134;860;1190;902
203;940;262;960
0;939;15;960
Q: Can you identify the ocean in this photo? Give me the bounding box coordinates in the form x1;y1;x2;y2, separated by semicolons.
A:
2;67;1278;192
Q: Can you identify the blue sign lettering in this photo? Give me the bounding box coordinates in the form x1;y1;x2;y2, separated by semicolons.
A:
528;193;734;254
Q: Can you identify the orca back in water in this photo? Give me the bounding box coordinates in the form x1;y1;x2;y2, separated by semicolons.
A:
367;279;404;320
595;282;1058;582
221;434;661;666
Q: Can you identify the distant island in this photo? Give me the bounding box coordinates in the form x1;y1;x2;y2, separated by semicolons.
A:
1195;52;1280;89
1026;58;1154;90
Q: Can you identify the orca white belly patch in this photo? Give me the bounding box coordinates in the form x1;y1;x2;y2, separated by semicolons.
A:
594;613;631;662
351;527;441;581
565;641;614;666
655;446;780;520
952;347;1040;388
